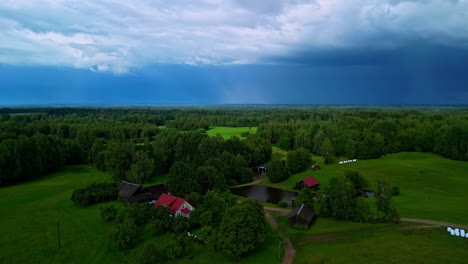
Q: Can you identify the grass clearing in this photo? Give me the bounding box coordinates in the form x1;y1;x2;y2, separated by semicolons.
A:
206;126;257;139
276;152;468;224
292;227;468;264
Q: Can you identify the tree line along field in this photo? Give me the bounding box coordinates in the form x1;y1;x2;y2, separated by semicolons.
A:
206;126;257;139
0;165;281;264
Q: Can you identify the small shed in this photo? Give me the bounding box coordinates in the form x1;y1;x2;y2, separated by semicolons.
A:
288;204;315;228
296;177;320;190
253;164;268;174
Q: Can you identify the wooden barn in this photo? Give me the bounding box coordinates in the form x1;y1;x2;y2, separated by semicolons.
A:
296;176;320;190
288;204;315;228
116;181;149;206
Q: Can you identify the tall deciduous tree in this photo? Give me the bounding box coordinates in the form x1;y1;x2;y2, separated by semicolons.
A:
217;201;266;257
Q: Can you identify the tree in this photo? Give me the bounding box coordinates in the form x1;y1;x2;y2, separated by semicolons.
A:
267;160;289;183
328;178;356;220
140;243;161;264
345;170;368;189
166;162;197;197
319;137;334;157
127;151;155;184
294;188;315;209
127;202;151;226
196;166;227;193
287;148;311;174
376;180;392;213
217;201;266;257
109;217;138;250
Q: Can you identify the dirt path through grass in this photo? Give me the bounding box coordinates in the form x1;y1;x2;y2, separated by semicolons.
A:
229;176;267;188
265;211;296;264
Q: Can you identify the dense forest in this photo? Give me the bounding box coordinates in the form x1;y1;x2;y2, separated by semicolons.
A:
0;106;467;186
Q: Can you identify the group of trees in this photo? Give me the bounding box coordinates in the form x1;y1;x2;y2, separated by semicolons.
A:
100;191;266;260
295;171;399;224
267;147;312;183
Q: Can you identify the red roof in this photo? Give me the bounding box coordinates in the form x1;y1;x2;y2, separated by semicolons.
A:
180;208;191;214
302;177;319;187
154;193;186;212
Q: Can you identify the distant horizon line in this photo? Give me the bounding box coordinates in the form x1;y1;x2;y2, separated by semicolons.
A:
1;103;467;108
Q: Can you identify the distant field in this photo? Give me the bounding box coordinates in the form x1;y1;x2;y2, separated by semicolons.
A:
206;126;257;139
277;152;468;225
0;165;279;264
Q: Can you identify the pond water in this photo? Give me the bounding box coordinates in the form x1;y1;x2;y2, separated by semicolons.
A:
230;185;297;206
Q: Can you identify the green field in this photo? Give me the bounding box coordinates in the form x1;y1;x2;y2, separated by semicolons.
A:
277;152;468;225
0;165;280;264
206;126;257;139
291;227;468;264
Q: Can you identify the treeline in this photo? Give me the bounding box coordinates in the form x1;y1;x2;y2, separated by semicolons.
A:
257;115;468;161
1;106;467;185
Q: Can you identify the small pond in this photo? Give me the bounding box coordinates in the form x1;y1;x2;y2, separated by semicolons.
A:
230;185;297;206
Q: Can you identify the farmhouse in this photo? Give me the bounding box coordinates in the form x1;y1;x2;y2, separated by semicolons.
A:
288;204;315;228
296;176;320;190
154;193;194;217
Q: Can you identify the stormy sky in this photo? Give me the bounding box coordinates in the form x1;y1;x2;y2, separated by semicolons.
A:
1;0;467;105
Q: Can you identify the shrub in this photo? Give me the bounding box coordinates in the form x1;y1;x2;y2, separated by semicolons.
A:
199;211;213;226
324;156;334;165
127;203;151;226
240;131;250;137
140;243;160;264
100;205;118;222
392;186;400;196
149;219;168;235
165;240;184;260
171;217;190;233
278;201;288;208
109;218;138;250
71;183;117;206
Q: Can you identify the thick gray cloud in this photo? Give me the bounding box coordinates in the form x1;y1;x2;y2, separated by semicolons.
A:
0;0;467;73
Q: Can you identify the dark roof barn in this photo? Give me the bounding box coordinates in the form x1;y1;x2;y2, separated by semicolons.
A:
288;204;315;227
117;181;142;199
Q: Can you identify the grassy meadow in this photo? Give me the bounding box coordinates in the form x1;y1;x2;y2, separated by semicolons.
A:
206;126;257;139
0;165;280;264
291;226;468;264
276;151;468;225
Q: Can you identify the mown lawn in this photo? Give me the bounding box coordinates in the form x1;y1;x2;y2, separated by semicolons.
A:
277;152;468;224
291;227;468;264
206;126;257;139
0;165;280;264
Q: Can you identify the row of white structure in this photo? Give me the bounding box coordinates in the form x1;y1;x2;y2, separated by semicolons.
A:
447;227;468;238
339;159;357;164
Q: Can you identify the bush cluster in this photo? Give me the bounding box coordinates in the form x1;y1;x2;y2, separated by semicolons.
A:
71;183;117;206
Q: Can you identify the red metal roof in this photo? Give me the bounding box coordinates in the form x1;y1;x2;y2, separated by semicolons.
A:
302;177;319;187
154;193;186;212
181;208;191;214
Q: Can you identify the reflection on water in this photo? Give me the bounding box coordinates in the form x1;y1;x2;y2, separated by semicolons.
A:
231;185;297;206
